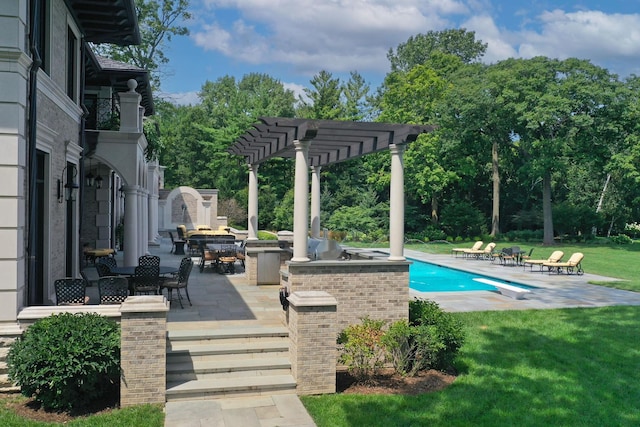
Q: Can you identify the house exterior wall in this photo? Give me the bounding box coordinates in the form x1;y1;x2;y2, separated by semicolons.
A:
0;0;82;322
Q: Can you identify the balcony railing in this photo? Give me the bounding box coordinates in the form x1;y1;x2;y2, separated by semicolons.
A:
84;96;120;130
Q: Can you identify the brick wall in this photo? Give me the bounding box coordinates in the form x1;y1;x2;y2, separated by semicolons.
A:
119;296;169;407
288;291;337;395
284;260;409;332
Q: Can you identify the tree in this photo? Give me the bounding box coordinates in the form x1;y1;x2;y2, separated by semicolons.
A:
387;29;487;72
94;0;191;90
493;57;618;244
297;70;344;119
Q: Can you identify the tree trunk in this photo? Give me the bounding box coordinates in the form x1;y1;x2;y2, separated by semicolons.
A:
542;170;555;245
491;140;500;236
431;194;439;224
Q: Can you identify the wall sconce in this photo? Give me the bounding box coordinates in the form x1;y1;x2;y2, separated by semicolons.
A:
58;164;79;203
94;174;103;189
85;158;94;187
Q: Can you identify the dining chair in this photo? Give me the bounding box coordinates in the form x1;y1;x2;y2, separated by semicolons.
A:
97;256;117;270
161;257;194;308
131;265;161;295
54;278;89;305
217;245;237;274
138;255;160;267
97;276;129;304
95;262;116;277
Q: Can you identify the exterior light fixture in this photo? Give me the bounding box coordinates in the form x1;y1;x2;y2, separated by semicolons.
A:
94;174;103;189
85;158;95;187
58;164;79;203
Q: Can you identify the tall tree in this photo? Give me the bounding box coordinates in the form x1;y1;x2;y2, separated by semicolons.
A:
298;70;343;119
387;28;487;72
94;0;191;90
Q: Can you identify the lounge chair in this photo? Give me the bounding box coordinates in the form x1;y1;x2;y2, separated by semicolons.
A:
451;241;482;257
523;250;564;272
543;252;584;275
465;242;496;260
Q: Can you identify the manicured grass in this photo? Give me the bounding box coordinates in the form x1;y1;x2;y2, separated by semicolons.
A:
302;306;640;426
0;395;164;427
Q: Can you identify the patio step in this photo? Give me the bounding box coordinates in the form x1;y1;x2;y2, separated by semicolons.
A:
166;326;295;401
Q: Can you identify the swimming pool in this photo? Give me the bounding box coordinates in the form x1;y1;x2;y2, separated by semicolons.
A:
409;258;532;292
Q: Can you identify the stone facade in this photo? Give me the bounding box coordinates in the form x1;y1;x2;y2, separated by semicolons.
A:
283;260;410;332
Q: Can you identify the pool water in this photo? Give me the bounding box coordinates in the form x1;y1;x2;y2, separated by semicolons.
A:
409;259;532;292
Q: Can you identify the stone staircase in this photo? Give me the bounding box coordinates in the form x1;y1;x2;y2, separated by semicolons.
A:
0;324;23;393
165;326;296;402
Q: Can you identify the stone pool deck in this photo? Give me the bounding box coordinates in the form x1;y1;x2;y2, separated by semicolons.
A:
405;249;640;312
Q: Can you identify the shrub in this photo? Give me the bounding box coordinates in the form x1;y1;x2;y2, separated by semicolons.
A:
381;320;444;377
337;317;386;382
610;234;633;245
7;312;120;411
409;299;466;370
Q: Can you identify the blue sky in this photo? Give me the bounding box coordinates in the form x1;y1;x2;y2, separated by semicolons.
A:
159;0;640;105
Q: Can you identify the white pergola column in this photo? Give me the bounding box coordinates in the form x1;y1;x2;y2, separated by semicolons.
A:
247;163;259;240
148;192;159;245
292;140;311;262
122;185;139;266
388;144;406;261
310;165;322;238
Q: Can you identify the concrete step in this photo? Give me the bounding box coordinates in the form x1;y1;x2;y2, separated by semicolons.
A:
165;374;296;401
167;326;288;342
166;357;291;382
167;339;289;358
0;361;7;375
0;373;18;392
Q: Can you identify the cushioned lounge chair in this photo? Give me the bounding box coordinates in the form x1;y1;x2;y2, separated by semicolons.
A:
523;250;564;272
465;242;496;260
451;241;483;257
543;252;584;275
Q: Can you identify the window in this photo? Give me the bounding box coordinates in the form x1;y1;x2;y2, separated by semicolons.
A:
35;0;49;74
66;27;78;100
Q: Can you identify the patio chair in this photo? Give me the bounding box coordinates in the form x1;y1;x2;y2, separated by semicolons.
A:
97;276;129;304
543;252;584;275
451;241;482;257
95;262;116;277
54;278;89;305
176;225;187;240
236;240;246;268
169;231;186;254
199;240;218;272
80;269;97;287
131;265;161;295
523;250;564;272
161;257;194;308
138;254;160;267
97;256;117;270
217;245;237;274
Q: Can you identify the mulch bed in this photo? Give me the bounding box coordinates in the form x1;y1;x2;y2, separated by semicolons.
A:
1;392;119;423
337;368;457;395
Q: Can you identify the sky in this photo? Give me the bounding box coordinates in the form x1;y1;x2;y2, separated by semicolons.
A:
159;0;640;105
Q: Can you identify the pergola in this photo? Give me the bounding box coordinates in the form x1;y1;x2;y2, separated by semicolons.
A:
229;117;435;261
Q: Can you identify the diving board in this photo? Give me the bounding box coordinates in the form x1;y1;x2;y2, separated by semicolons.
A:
473;278;531;300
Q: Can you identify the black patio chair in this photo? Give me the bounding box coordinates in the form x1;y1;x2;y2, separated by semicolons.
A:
138;254;160;267
161;257;194;308
54;278;88;305
97;276;129;304
131;265;161;295
97;256;117;270
95;262;116;277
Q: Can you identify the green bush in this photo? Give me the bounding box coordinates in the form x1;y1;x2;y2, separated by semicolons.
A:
337;317;386;382
409;299;466;370
610;234;633;245
7;313;120;411
381;320;444;377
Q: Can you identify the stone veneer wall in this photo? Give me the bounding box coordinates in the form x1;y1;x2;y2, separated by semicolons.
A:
283;260;410;332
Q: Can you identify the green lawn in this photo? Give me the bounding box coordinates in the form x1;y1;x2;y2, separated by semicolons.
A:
302;241;640;426
0;396;164;427
302;306;640;426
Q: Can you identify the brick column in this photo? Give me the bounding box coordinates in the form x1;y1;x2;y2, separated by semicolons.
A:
119;296;169;407
288;291;337;395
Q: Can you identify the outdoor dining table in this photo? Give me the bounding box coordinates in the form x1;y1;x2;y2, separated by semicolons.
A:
109;266;179;276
